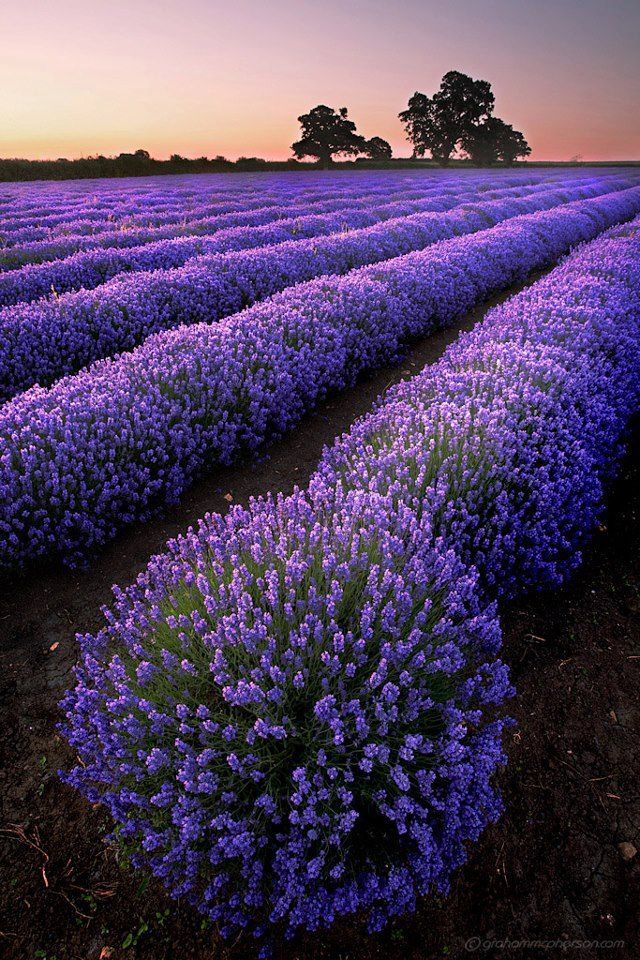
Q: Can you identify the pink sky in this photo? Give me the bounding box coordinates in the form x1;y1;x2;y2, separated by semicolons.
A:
1;0;639;162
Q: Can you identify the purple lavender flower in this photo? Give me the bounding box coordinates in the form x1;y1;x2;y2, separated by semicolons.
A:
61;487;508;941
2;185;640;569
61;214;640;944
0;175;631;399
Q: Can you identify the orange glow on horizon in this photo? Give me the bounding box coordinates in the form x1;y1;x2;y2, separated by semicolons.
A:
1;0;639;164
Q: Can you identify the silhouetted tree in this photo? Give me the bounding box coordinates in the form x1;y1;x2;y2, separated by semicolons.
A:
364;136;393;160
461;117;531;165
116;149;152;168
292;105;366;168
398;92;431;159
497;124;531;164
399;71;495;165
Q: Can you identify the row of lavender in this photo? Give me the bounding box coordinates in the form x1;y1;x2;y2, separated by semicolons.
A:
1;177;623;398
0;171;429;219
0;170;574;271
0;173;549;240
0;174;573;306
0;168;571;221
0;177;467;246
61;216;640;948
2;185;640;570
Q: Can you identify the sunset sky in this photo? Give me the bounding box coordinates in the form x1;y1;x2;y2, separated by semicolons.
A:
1;0;639;162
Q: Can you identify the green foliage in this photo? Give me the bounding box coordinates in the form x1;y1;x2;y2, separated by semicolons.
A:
122;922;149;950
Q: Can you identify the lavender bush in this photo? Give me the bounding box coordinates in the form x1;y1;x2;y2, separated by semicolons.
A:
318;218;640;597
62;487;509;945
61;216;640;946
0;183;397;237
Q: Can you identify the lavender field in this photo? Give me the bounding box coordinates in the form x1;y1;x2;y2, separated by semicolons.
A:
1;168;640;958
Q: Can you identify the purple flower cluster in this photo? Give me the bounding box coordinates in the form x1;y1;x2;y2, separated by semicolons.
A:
318;217;640;597
0;169;558;239
0;182;435;253
0;170;475;228
62;485;510;944
61;215;640;945
0;170;548;269
0;173;562;307
2;186;640;569
0;177;616;399
0;182;386;239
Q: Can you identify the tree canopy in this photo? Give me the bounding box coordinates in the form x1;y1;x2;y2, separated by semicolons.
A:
364;136;393;160
399;70;529;165
461;117;531;166
399;71;494;164
291;106;366;168
291;106;392;167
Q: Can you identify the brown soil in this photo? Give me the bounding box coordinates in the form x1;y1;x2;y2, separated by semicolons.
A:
1;277;638;960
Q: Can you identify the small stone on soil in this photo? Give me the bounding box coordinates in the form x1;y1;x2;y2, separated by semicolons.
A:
617;842;637;861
